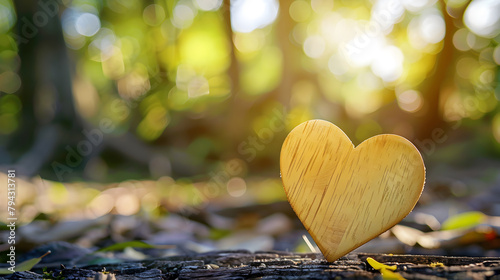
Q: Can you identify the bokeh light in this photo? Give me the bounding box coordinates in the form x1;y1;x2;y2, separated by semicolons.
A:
494;45;500;65
115;193;140;215
397;90;423;113
195;0;223;11
231;0;279;33
371;45;404;82
172;1;197;29
143;4;165;26
75;12;101;37
0;71;21;94
289;0;311;22
303;35;326;58
227;177;247;197
0;0;15;33
453;28;470;52
464;0;500;38
89;193;114;217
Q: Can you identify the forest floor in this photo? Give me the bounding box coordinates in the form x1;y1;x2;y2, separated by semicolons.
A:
3;251;500;279
1;156;500;279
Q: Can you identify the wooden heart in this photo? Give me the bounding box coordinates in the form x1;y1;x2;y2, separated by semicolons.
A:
280;120;425;262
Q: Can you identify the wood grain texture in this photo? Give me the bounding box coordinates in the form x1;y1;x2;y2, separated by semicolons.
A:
280;120;425;262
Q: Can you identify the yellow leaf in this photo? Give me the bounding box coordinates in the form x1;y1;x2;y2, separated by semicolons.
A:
441;211;486;231
367;257;406;280
380;268;406;280
367;257;397;271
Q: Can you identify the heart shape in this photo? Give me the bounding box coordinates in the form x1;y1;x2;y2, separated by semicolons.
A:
280;120;425;262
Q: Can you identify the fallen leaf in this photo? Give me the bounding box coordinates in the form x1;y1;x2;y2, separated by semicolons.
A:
429;262;445;267
96;241;158;252
367;257;397;271
441;211;486;231
0;251;51;275
367;257;406;280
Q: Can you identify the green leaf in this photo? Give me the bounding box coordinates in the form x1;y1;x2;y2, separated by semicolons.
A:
0;251;50;275
209;228;232;240
441;211;487;231
96;241;156;252
0;268;14;275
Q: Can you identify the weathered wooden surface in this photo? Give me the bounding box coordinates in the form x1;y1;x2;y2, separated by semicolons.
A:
3;250;500;280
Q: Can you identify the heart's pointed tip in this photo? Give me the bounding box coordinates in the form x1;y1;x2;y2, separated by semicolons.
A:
324;251;348;263
325;256;341;263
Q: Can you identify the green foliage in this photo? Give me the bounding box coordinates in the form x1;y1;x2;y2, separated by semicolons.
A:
0;251;50;275
42;267;65;280
209;228;232;240
96;241;156;252
0;0;498;181
441;211;487;231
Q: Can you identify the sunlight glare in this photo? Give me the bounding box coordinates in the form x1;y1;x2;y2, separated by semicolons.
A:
420;13;445;44
464;0;500;38
320;13;344;44
372;0;405;33
371;45;404;82
402;0;435;13
408;11;445;49
231;0;279;33
195;0;223;11
344;35;386;67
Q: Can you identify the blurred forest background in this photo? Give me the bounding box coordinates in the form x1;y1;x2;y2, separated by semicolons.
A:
1;0;500;261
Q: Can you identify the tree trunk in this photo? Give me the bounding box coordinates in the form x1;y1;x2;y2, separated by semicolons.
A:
10;1;83;177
